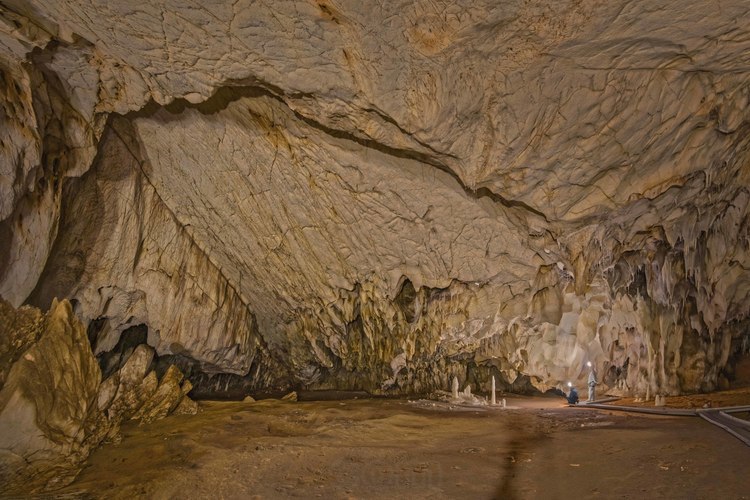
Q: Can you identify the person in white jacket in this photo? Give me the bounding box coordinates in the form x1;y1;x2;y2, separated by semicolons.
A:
587;361;598;402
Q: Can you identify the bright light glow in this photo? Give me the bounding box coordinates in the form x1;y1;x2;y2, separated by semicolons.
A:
567;381;572;388
586;361;592;367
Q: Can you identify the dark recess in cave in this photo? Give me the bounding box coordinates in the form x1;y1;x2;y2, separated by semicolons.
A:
86;317;107;348
464;361;539;395
96;323;150;379
626;265;649;298
394;278;418;323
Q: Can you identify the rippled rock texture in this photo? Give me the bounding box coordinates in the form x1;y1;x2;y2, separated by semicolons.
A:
2;1;750;399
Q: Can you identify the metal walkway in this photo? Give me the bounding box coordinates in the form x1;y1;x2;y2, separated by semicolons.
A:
697;409;750;447
577;401;750;447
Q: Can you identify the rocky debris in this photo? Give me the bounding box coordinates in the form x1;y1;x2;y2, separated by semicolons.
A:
101;345;159;423
243;395;256;403
0;299;198;493
281;391;298;402
173;395;200;416
96;341;199;425
132;366;196;424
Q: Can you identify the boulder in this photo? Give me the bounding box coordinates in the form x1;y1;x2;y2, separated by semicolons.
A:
102;344;157;422
0;299;200;494
132;365;191;424
281;391;298;402
0;299;108;492
173;396;199;416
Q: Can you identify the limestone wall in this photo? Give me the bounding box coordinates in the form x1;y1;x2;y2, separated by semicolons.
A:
1;1;749;397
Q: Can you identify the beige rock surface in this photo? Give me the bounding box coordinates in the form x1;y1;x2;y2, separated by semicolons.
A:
0;298;106;491
132;365;194;424
173;394;199;416
0;1;749;398
102;344;158;422
28;120;279;381
0;299;200;493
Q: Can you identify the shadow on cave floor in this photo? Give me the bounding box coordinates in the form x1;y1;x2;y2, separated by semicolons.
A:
53;396;750;500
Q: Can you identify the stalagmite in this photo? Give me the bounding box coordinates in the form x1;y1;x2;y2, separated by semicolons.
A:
452;376;459;400
491;376;496;406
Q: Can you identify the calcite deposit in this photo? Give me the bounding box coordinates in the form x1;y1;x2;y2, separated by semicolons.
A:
0;298;104;491
1;0;750;406
0;298;197;491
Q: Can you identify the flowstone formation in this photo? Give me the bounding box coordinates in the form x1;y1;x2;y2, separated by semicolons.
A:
1;1;750;403
0;298;197;492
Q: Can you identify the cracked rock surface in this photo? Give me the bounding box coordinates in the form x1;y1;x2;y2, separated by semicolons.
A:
1;1;750;399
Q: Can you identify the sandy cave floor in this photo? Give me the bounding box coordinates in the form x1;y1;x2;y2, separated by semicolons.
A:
43;389;750;500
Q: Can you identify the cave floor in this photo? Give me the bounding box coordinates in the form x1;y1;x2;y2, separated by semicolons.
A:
56;394;750;500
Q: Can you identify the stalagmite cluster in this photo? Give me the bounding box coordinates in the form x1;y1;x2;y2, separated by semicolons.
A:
1;1;749;414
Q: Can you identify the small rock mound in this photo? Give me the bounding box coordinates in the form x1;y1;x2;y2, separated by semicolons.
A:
281;391;298;402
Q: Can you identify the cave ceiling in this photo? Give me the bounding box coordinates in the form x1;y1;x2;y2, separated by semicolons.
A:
1;0;750;395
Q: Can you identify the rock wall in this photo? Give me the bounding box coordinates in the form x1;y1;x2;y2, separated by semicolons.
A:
1;1;750;398
28;118;281;385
